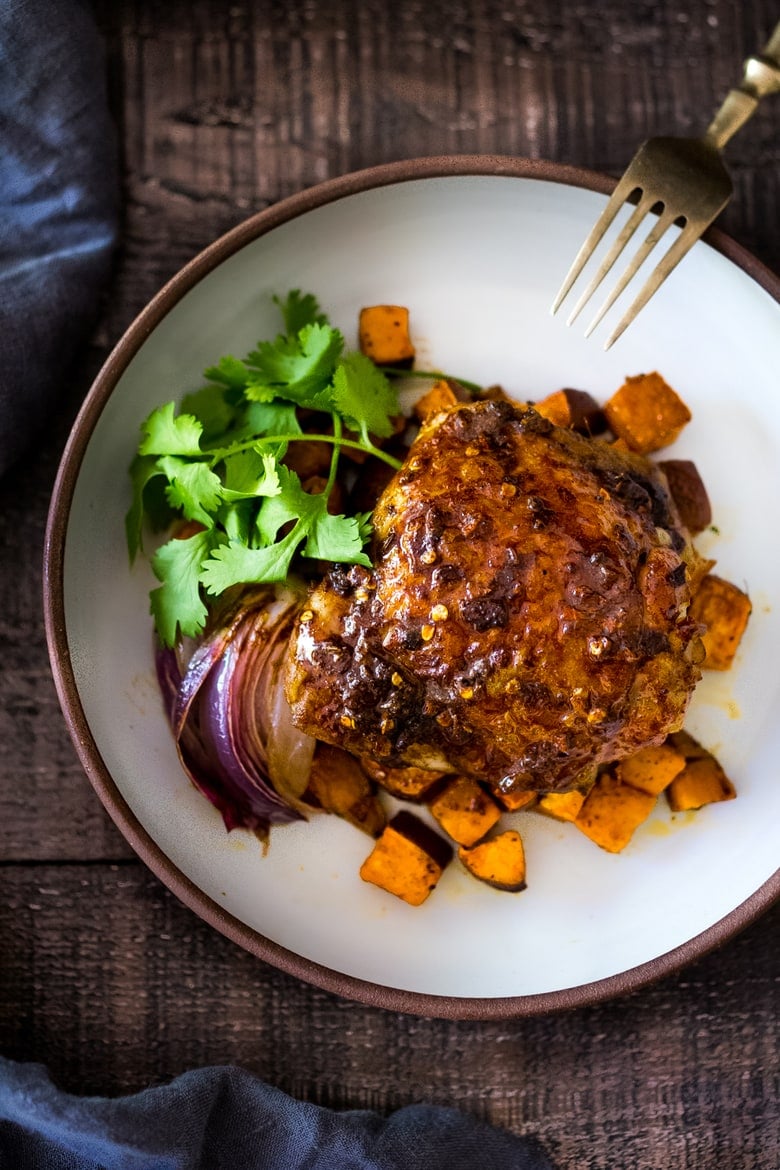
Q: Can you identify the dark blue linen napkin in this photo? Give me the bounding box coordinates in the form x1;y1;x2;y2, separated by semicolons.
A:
0;0;118;477
0;1059;556;1170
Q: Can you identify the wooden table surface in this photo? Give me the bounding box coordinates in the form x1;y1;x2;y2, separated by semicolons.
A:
2;2;778;1166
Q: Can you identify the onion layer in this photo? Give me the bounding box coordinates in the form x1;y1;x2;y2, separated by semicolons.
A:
156;585;316;838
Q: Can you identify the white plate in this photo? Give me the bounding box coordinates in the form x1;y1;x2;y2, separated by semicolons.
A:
45;158;780;1017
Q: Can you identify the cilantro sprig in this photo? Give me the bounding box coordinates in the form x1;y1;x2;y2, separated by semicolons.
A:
127;291;403;647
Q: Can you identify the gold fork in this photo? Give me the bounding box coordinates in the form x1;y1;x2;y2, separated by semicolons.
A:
552;22;780;349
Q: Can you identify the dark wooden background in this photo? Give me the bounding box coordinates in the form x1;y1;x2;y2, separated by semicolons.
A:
1;1;778;1166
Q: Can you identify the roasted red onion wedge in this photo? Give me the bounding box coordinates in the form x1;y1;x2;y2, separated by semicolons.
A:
156;585;317;838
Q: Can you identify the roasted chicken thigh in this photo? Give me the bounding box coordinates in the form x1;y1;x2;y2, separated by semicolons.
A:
285;399;706;796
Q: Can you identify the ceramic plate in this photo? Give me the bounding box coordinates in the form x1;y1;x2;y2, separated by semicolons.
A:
45;157;780;1018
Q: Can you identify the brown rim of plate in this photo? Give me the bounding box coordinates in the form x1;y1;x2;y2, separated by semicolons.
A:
43;154;780;1021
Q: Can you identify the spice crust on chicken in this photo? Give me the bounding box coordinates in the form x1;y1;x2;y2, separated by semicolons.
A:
285;398;708;796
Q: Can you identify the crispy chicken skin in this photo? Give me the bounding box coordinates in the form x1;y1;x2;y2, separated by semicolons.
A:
284;400;706;795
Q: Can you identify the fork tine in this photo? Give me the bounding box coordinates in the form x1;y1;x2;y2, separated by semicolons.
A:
582;207;678;338
551;174;642;315
603;219;707;350
566;195;657;326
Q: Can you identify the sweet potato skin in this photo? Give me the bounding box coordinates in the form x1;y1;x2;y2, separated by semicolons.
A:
669;729;713;761
458;830;527;892
658;459;712;534
534;388;606;434
359;812;452;905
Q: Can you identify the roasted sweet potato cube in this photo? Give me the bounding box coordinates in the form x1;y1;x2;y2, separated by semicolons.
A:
306;744;386;836
604;372;692;453
458;830;527;892
359;811;452;905
534;388;606;434
428;775;502;846
413;378;461;422
666;757;736;812
658;459;712;533
360;757;447;803
689;574;752;670
536;790;586;822
358;305;415;367
574;771;657;853
493;787;538;812
616;743;687;796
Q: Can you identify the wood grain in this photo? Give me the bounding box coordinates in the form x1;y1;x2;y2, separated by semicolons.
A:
1;1;778;1164
1;865;777;1168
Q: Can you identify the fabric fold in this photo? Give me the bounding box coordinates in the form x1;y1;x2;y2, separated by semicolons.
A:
0;0;118;477
0;1058;556;1170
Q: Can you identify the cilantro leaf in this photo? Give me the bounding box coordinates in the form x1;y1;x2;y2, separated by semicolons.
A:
256;465;372;563
303;509;373;565
209;401;303;460
150;529;218;646
331;351;399;441
126;454;168;561
201;465;371;596
202;354;251;392
222;499;256;547
242;400;302;439
127;291;397;644
221;450;281;501
139;403;203;457
245;322;343;407
254;464;313;545
355;510;374;545
199;527;302;594
181;383;237;441
273;289;327;335
157;456;223;527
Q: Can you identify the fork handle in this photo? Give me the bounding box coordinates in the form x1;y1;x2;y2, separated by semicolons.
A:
704;21;780;150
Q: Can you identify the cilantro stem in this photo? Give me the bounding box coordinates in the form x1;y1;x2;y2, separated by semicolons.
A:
325;413;342;495
208;432;403;471
377;367;483;395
